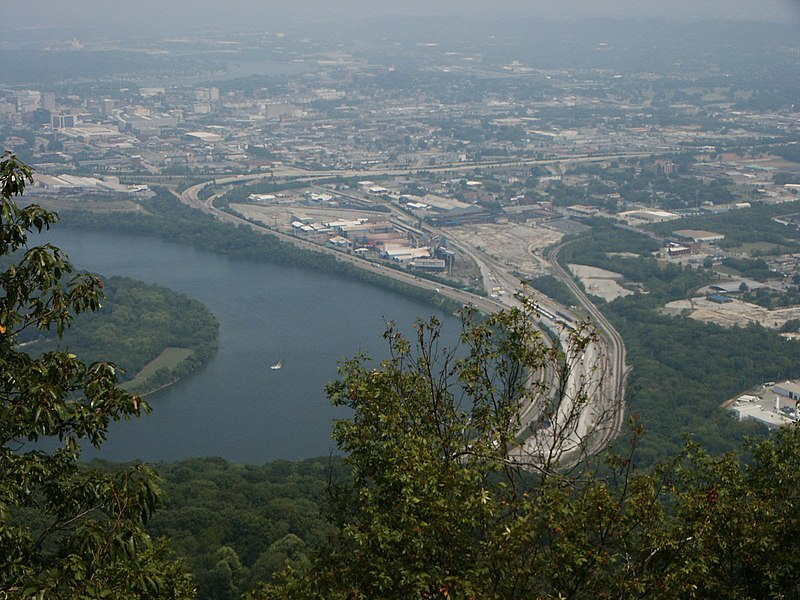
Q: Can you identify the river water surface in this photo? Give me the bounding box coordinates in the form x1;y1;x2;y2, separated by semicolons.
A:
40;228;460;464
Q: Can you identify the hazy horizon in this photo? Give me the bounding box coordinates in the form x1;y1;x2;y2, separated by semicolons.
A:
5;0;799;44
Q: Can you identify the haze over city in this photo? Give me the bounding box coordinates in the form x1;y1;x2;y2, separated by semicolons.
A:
2;1;800;597
4;0;799;42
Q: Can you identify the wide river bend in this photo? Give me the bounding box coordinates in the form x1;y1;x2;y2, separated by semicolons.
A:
40;228;460;464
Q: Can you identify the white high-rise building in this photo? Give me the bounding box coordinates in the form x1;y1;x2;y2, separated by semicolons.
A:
195;87;221;103
16;91;42;113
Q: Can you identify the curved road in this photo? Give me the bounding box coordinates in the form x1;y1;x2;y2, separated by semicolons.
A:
178;170;629;464
178;181;504;315
546;242;629;457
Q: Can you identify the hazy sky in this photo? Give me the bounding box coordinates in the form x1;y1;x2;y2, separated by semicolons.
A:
6;0;800;38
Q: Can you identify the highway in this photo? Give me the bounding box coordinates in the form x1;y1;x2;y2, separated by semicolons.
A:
544;241;629;459
177;150;652;203
178;162;629;466
443;233;627;465
177;182;504;315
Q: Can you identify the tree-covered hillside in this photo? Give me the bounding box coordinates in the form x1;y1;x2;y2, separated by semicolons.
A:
141;457;345;599
558;220;799;462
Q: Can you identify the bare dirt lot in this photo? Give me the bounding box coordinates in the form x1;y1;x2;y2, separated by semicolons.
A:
230;203;389;230
664;296;800;330
568;264;634;302
447;222;563;277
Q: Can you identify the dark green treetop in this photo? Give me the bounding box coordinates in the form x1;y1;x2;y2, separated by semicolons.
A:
254;299;800;599
0;152;195;599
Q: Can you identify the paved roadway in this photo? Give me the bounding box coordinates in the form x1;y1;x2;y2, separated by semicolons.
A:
178;150;652;197
438;232;626;465
178;158;630;465
177;182;503;315
544;242;629;459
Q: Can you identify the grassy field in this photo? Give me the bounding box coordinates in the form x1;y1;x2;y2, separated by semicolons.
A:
123;347;192;391
714;265;740;277
730;241;791;256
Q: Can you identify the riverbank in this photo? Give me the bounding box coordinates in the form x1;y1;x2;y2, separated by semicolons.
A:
49;189;467;315
122;345;220;397
40;227;463;462
26;274;220;401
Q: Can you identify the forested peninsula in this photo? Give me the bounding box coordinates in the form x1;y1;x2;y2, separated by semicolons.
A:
53;189;799;463
26;275;218;395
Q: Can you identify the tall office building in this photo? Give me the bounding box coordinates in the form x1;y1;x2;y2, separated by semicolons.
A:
195;87;220;102
52;114;77;128
42;92;56;112
102;99;117;115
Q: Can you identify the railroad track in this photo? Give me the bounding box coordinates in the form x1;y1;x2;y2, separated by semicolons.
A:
546;242;629;457
179;178;628;465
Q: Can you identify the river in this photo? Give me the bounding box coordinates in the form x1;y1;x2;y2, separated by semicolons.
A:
39;228;461;464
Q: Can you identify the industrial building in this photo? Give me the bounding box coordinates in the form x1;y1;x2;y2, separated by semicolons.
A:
774;381;800;402
673;229;725;244
116;111;180;136
729;381;800;428
33;174;151;198
185;131;224;143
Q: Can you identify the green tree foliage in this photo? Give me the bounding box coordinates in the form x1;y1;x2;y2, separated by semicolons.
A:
146;457;343;600
250;298;800;599
30;276;219;394
557;223;797;462
606;298;797;462
528;274;577;307
774;144;800;164
561;218;661;258
549;164;733;210
0;152;194;598
651;199;800;253
560;220;709;302
720;256;772;281
742;287;800;310
215;180;307;207
660;431;800;598
253;305;632;598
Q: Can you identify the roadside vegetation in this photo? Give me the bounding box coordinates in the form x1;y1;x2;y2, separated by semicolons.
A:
527;274;578;307
60;189;462;313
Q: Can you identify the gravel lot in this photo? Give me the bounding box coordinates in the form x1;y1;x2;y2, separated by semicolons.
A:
447;222;563;277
